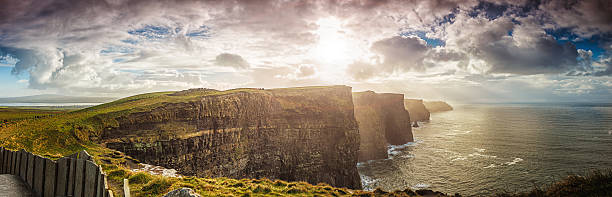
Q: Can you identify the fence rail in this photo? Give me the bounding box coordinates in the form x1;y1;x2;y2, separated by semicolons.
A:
0;147;115;197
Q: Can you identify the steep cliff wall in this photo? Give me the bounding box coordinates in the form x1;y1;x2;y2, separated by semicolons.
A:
404;99;430;122
98;86;362;189
424;101;453;112
353;91;413;162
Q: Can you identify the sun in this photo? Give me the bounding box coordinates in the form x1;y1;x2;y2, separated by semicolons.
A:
312;17;354;66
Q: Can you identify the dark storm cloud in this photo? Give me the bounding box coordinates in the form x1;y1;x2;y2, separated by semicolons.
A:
481;36;579;75
540;0;612;38
371;36;430;71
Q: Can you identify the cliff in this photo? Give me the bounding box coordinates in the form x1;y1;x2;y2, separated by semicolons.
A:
404;99;430;122
353;91;413;162
424;101;453;112
94;86;361;189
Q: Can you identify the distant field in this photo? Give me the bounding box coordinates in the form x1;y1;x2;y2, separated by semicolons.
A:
0;107;69;123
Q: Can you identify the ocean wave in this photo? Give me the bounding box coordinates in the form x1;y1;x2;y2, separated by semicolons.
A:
445;130;472;136
357;159;377;167
412;183;430;189
468;152;497;158
359;174;378;191
400;154;415;158
388;140;422;150
474;148;486;152
483;164;497;169
450;156;467;162
505;158;524;165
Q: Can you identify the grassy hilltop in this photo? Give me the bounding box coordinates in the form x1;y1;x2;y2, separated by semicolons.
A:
1;88;611;196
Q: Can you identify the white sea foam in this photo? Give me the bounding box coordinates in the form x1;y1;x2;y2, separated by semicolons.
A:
484;164;497;169
608;130;612;135
505;158;524;165
400;154;415;159
450;156;467;162
474;148;486;152
388;140;421;150
412;183;430;189
359;174;378;191
468;152;497;158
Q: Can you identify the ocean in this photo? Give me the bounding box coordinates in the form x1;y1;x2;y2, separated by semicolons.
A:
357;103;612;196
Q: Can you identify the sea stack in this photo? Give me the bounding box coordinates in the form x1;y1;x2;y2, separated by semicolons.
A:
353;91;414;162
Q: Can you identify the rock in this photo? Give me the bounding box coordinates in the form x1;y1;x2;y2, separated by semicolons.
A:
353;91;413;162
423;101;453;112
163;188;201;197
404;99;430;122
101;86;362;189
412;122;419;128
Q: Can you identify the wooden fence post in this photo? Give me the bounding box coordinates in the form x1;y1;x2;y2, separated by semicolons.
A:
124;179;131;197
84;161;99;197
55;158;70;196
44;158;57;197
26;152;34;188
33;156;46;196
19;150;27;180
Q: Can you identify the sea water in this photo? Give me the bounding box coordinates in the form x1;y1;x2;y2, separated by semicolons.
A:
357;103;612;196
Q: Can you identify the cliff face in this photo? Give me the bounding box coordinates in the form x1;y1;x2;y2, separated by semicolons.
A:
404;99;430;122
99;86;362;189
353;91;413;162
424;101;453;112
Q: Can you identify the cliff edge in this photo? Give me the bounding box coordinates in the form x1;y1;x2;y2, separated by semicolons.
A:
424;101;453;112
353;91;413;162
93;86;361;189
404;99;430;122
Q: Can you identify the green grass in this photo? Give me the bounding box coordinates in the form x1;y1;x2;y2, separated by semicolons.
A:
0;107;68;124
496;170;612;197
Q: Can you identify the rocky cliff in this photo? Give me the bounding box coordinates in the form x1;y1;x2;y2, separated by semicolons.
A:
404;99;430;122
97;86;362;189
424;101;453;112
353;91;413;162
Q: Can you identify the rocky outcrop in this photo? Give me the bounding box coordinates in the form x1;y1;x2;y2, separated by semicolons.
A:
424;101;453;112
100;86;362;189
353;91;413;162
164;188;201;197
404;99;430;122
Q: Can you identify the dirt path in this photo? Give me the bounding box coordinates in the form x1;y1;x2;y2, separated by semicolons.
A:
0;174;32;197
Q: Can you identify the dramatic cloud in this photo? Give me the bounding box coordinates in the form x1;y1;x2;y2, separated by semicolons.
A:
371;36;430;71
540;0;612;37
0;0;610;101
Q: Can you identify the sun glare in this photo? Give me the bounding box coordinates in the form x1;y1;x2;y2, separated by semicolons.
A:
312;17;353;66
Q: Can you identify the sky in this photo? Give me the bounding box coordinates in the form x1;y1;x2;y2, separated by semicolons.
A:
0;0;611;103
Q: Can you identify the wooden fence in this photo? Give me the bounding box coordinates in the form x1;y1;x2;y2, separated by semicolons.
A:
0;147;115;197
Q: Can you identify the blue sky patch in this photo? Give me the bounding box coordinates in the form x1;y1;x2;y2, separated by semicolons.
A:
186;25;212;38
400;31;445;47
546;28;606;59
100;46;136;54
128;25;172;39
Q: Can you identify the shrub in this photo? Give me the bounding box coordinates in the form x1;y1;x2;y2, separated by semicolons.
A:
129;172;153;184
